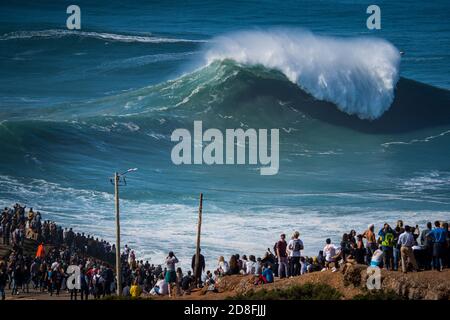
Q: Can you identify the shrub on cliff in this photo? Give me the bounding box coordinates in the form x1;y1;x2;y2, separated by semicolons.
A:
353;289;405;300
228;283;342;300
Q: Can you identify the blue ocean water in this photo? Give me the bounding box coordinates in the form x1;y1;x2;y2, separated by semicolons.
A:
0;0;449;268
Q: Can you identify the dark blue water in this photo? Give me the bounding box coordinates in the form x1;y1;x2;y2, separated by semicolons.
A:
1;0;449;268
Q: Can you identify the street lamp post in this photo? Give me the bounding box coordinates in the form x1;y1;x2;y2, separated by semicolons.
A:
110;168;137;296
113;172;121;297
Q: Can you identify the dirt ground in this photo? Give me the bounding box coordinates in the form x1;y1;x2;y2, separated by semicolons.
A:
156;268;450;300
4;268;450;300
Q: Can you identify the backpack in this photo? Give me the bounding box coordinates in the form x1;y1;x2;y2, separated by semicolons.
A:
293;239;303;252
382;233;395;247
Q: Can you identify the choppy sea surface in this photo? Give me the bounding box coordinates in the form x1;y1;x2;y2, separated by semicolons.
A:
1;1;449;269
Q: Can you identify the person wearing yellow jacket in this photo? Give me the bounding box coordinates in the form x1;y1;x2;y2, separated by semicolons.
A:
130;280;142;298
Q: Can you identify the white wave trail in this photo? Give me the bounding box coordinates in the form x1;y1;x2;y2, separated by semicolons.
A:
381;130;450;148
204;29;401;120
0;29;206;43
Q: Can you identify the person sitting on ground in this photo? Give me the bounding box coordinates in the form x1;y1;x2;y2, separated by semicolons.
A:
235;254;242;271
130;279;142;298
217;256;229;276
308;257;318;272
255;257;263;276
204;271;217;292
322;238;339;271
246;255;257;275
122;281;131;297
240;255;248;274
370;247;385;268
262;264;274;283
228;255;240;275
340;233;352;263
150;274;168;296
261;249;276;272
341;248;359;274
317;250;325;268
354;235;366;264
300;256;308;275
181;270;194;295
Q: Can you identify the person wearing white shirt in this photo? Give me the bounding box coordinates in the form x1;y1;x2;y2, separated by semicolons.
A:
151;275;168;295
51;261;60;271
323;238;339;270
217;256;229;275
370;248;384;267
287;231;304;276
246;255;257;275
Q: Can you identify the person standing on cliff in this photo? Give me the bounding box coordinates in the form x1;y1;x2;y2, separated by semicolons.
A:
398;225;418;273
419;222;433;269
275;233;288;278
378;223;395;270
191;248;205;287
287;231;303;276
428;221;446;272
165;251;179;297
363;224;378;265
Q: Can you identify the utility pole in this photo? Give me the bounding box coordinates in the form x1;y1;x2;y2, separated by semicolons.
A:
114;172;121;297
194;193;203;286
110;168;137;297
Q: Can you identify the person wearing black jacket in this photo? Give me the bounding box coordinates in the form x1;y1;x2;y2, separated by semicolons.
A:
191;248;205;287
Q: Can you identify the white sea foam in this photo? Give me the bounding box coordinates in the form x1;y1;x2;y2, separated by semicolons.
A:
1;174;448;271
0;29;206;44
382;130;450;148
204;29;401;120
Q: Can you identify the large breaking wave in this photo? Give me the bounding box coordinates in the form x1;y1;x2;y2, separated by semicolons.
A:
1;28;448;134
203;29;401;120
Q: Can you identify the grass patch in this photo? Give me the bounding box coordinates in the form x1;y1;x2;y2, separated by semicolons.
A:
228;283;342;300
353;289;405;300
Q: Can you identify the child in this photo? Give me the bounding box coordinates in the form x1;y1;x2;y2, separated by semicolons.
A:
370;248;384;268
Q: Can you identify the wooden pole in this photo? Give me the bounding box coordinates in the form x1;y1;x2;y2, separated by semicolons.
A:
194;193;203;285
114;172;122;296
